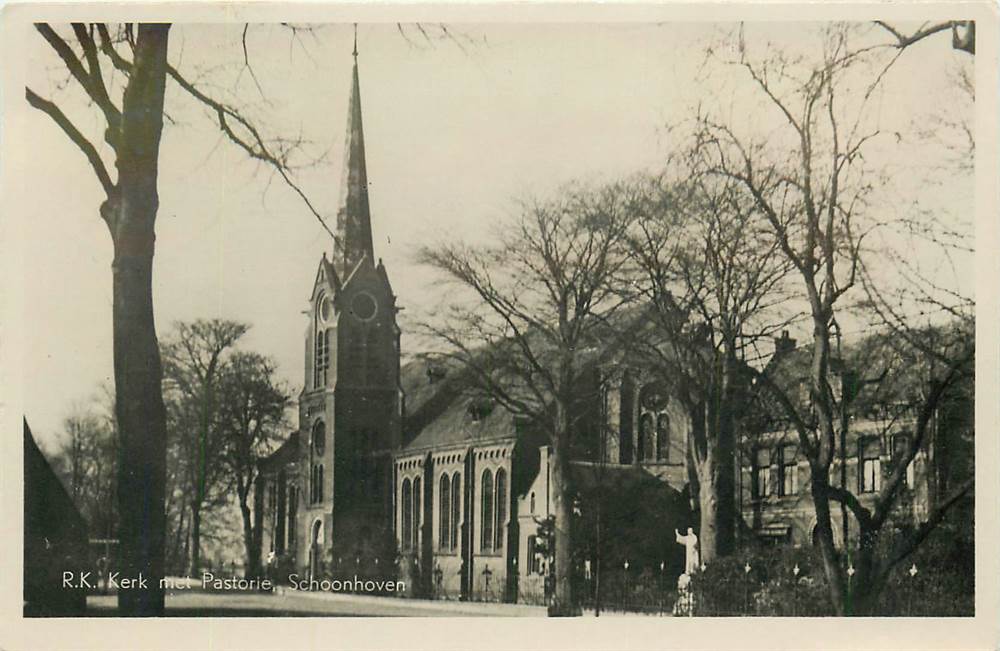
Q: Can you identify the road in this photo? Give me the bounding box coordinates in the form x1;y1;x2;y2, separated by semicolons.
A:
87;589;547;617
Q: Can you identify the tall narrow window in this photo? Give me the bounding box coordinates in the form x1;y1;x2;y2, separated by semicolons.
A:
530;492;536;515
495;469;507;550
413;477;422;551
778;444;798;496
314;327;330;388
638;413;653;462
287;485;298;550
860;437;882;493
401;479;412;551
481;469;494;552
753;448;771;499
439;474;451;551
451;472;461;551
268;486;277;551
527;535;539;574
656;414;669;461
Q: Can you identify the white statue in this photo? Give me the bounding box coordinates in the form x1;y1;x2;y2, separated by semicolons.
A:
675;527;700;575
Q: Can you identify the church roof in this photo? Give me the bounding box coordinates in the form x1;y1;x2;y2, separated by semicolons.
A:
259;430;300;471
398;356;520;454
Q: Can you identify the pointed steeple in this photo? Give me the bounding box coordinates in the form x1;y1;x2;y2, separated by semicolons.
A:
333;37;374;282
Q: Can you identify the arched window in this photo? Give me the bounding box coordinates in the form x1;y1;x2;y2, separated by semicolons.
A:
401;478;412;551
286;485;298;550
413;477;422;551
481;469;494;552
638;413;653;462
439;474;451;551
656;413;669;461
312;421;326;455
495;469;507;550
451;472;461;550
530;492;536;515
310;463;324;504
314;325;331;388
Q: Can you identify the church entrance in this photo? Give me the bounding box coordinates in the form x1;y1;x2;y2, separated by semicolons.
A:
308;519;323;580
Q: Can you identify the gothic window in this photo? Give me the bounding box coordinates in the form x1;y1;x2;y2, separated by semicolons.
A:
439;474;451;551
753;447;771;499
401;478;412;551
778;444;798;496
268;486;277;551
495;469;507;550
860;437;882;493
638;413;654;462
619;375;634;465
656;413;669;461
287;485;298;550
413;477;422;551
451;472;461;551
310;463;324;504
312;421;326;456
481;469;494;552
638;383;667;463
891;433;915;487
314;324;331;389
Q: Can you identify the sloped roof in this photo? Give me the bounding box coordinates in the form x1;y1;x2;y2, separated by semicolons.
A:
260;430;300;471
399;356;519;453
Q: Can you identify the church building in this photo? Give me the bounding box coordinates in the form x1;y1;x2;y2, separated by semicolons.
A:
256;48;950;606
257;51;693;603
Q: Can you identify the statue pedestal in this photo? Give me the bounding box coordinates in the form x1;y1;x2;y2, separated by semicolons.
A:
672;572;695;617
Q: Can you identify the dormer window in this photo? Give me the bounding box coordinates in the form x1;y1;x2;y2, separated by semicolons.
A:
468;397;494;422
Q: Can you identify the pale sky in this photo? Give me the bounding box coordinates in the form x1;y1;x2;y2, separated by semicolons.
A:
10;22;973;449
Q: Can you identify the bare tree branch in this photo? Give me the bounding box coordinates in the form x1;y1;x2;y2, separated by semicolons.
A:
25;86;115;195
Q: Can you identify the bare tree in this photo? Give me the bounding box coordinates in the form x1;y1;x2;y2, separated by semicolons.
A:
627;172;795;562
25;23;334;615
53;405;119;542
417;183;640;615
161;319;249;577
693;23;974;613
216;351;289;579
875;20;975;55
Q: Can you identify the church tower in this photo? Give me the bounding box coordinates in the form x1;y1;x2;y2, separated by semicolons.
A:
298;44;402;573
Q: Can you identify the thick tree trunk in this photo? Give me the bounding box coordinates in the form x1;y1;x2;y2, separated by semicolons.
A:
110;24;171;616
548;433;577;616
240;501;255;578
238;478;265;580
809;477;846;615
189;503;202;575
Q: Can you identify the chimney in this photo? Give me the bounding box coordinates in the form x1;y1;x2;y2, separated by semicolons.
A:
774;330;796;358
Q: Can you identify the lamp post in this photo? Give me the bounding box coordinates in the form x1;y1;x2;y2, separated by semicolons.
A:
792;564;800;617
623;560;630;610
846;564;856;616
482;565;493;601
744;561;751;616
433;564;444;599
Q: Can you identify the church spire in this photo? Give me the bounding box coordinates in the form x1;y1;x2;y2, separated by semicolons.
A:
334;32;374;281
